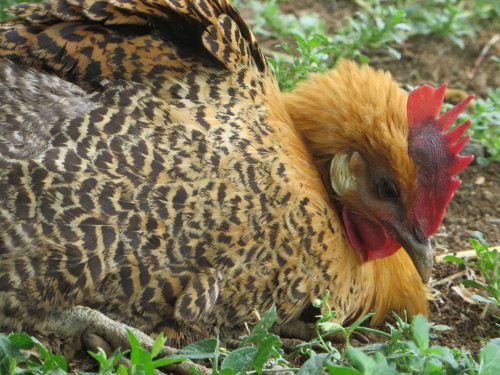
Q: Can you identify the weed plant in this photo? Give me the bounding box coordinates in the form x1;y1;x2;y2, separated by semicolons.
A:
2;302;500;374
445;232;500;317
443;88;500;165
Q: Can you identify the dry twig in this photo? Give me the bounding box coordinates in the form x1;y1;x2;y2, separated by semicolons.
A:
468;33;500;79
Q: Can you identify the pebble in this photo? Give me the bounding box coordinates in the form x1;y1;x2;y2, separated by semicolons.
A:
474;176;485;185
481;190;494;200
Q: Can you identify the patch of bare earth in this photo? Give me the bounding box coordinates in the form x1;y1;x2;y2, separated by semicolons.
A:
427;163;500;352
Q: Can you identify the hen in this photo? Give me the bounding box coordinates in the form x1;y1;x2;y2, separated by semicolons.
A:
0;0;472;350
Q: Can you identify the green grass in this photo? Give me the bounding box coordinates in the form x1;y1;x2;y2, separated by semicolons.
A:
445;232;500;318
2;302;500;374
243;0;326;38
442;88;500;165
251;0;499;85
247;0;499;50
0;330;184;375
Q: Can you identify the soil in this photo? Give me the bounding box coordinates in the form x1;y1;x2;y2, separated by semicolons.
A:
427;164;500;353
253;0;500;354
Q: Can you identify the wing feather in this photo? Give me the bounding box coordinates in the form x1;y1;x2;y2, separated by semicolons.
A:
0;0;315;344
0;61;92;160
0;0;269;90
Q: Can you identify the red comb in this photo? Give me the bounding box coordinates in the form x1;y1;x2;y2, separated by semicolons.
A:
407;84;474;236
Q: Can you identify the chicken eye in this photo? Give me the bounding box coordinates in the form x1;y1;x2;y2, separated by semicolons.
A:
377;179;399;199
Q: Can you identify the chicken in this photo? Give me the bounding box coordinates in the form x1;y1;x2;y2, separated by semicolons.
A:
0;0;473;350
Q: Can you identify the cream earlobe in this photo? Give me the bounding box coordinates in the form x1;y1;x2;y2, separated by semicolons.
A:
329;152;360;195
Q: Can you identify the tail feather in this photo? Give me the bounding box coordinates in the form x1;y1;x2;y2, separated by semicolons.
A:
8;0;151;24
6;3;49;19
199;0;267;72
0;0;269;90
203;15;252;71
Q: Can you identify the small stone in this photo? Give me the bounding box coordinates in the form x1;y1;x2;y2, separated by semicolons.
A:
474;176;485;185
481;190;493;200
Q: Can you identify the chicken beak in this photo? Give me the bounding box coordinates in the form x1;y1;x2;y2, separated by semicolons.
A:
393;226;433;284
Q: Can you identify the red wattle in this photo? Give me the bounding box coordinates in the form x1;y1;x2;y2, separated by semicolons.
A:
342;207;400;261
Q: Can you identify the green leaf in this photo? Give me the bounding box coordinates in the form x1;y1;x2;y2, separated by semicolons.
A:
345;347;375;372
41;354;68;372
8;358;17;375
31;339;49;361
479;339;500;374
116;364;129;375
130;347;154;375
431;324;450;331
427;345;457;367
252;335;281;375
308;37;321;49
474;232;488;246
442;255;467;264
412;314;429;351
325;363;360;375
470;238;487;253
386;46;401;59
293;34;307;48
152;357;186;368
348;313;375;332
25;353;43;367
126;329;142;353
108;348;130;369
127;329;155;375
88;348;108;369
359;343;386;351
176;339;218;359
221;346;257;373
319;322;344;333
253;305;277;334
462;280;485;289
31;339;67;373
472;294;495;304
7;333;35;351
188;367;205;375
297;352;329;375
358;55;370;64
0;335;22;361
151;333;166;358
52;354;68;372
243;305;277;345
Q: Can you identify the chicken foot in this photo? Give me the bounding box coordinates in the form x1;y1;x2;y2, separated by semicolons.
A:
41;306;211;375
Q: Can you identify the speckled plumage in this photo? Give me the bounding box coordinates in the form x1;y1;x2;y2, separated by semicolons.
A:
0;0;265;90
0;0;444;347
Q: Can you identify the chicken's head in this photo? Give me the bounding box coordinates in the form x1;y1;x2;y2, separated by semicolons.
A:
283;60;473;283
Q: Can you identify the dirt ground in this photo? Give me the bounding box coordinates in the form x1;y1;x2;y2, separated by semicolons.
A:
426;164;499;352
254;0;500;354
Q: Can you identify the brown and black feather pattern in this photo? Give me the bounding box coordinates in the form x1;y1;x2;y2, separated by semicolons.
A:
0;0;343;346
0;0;267;90
0;0;427;346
